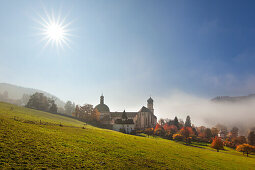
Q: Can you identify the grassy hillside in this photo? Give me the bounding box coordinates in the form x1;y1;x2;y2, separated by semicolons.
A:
0;102;255;169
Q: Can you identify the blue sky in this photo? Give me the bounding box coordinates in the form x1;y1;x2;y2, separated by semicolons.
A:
1;0;255;113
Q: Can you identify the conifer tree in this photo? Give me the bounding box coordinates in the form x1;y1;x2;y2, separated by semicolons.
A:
174;116;179;128
185;115;191;127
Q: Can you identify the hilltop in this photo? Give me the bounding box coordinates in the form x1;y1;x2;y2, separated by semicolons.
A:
212;94;255;103
0;83;65;107
0;102;255;169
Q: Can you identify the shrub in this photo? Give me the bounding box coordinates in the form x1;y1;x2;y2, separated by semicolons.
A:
173;134;184;141
154;128;165;137
144;128;154;137
130;130;137;135
165;131;174;140
196;137;210;143
189;134;197;141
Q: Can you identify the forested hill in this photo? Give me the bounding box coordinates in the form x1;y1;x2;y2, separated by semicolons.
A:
212;94;255;103
0;83;65;107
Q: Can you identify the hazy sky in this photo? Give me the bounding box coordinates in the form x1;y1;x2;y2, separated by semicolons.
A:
1;0;255;118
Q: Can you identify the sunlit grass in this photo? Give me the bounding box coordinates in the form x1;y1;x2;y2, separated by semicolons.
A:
0;102;255;169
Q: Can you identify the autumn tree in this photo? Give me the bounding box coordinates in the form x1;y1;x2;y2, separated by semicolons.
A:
154;123;162;131
79;104;94;120
211;137;224;152
180;127;193;144
163;124;178;134
197;126;206;137
91;108;100;121
236;144;255;157
163;124;178;139
185;115;191;127
154;123;165;136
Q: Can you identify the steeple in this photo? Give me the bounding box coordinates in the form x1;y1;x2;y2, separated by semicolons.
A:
100;94;104;104
147;97;154;114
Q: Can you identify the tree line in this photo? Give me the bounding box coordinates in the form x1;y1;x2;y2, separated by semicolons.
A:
143;115;255;156
26;92;58;113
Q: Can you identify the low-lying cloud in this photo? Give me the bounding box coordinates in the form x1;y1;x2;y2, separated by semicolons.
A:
156;90;255;135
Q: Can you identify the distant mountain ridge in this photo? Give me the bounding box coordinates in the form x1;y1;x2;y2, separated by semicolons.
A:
212;94;255;102
0;83;65;108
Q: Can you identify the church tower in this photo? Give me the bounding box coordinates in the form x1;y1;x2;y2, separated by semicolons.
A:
147;97;154;114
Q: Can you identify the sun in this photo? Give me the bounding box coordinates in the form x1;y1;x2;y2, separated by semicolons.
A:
46;23;64;41
35;9;72;49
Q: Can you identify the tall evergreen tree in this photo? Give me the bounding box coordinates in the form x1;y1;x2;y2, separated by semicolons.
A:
185;115;191;127
174;116;179;128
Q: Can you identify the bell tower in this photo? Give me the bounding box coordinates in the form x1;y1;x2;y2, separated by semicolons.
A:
147;97;154;114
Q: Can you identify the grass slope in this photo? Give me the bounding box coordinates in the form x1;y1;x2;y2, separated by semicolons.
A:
0;102;255;169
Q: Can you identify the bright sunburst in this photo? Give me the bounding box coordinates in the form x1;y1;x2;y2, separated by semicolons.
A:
35;9;72;49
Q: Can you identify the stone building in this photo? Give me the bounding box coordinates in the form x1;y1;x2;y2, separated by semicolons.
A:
112;111;135;133
94;95;157;131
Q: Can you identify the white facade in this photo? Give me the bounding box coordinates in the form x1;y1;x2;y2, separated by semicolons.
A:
113;124;135;134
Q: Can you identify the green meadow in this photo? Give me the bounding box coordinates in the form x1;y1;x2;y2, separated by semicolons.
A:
0;102;255;169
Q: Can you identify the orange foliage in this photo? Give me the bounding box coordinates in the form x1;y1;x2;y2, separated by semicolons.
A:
92;108;100;121
223;140;235;148
154;123;162;131
180;127;193;137
236;144;255;157
211;137;224;152
173;134;184;141
180;127;194;144
163;124;178;133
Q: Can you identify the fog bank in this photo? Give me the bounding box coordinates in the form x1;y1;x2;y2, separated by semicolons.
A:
156;91;255;134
